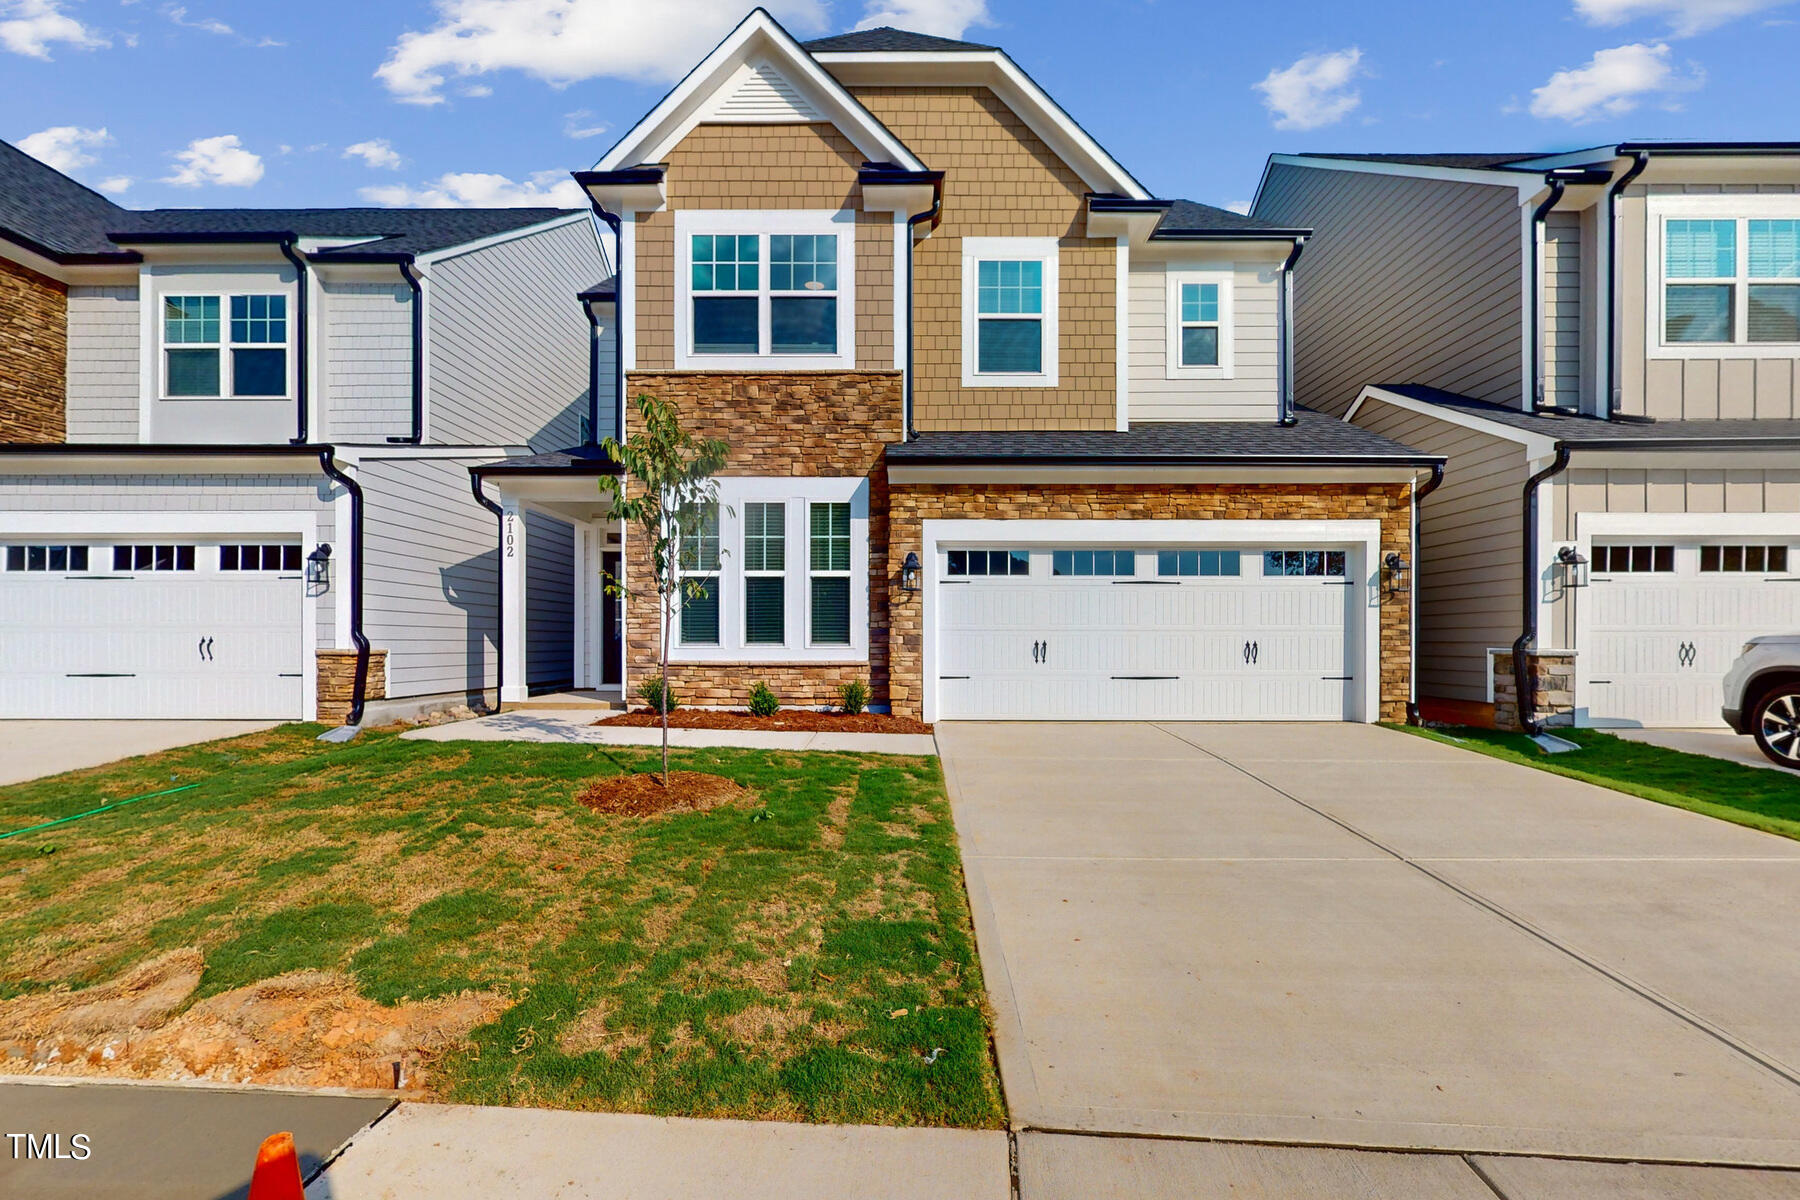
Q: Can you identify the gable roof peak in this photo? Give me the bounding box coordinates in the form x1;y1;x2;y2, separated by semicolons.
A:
801;26;999;53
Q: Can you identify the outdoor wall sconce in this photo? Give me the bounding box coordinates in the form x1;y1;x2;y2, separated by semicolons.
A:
1556;544;1589;589
1383;552;1410;595
901;551;922;594
306;543;332;587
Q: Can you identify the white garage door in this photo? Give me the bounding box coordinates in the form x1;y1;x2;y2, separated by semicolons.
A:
0;540;306;720
936;545;1360;721
1585;539;1800;727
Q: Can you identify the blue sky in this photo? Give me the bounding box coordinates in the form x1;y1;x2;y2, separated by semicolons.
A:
4;0;1797;213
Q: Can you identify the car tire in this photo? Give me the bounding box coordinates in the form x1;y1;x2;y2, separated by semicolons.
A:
1751;686;1800;770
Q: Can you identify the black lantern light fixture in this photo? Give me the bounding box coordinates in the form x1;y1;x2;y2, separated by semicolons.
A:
901;551;922;594
306;543;332;587
1556;544;1589;589
1383;551;1411;595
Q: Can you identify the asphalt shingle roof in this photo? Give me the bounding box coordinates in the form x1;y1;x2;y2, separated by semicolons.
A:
803;27;997;52
1371;384;1800;444
1295;152;1551;171
1153;199;1303;237
472;446;621;475
0;139;129;259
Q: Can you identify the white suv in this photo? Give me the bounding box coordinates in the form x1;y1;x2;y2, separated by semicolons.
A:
1723;635;1800;769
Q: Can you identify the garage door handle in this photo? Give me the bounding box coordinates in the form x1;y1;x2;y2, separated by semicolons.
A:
1031;640;1041;663
1677;641;1696;668
1243;640;1259;665
65;672;135;678
198;637;214;662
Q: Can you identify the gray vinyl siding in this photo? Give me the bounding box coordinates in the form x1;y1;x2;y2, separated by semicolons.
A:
1352;399;1529;703
525;510;574;691
592;299;619;441
359;454;497;699
1127;257;1279;422
65;286;139;442
0;472;337;651
427;218;605;451
324;279;412;442
1622;183;1800;419
1543;213;1582;410
1255;163;1524;415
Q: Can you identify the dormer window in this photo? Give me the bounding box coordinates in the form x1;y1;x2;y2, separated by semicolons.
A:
163;293;289;398
1164;270;1234;379
675;211;855;369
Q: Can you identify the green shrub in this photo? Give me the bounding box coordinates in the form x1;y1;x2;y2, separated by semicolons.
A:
839;678;870;716
636;675;679;714
747;681;780;718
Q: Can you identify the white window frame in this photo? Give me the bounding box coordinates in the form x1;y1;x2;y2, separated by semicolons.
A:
673;209;857;370
741;499;788;648
667;477;869;664
159;291;294;401
674;501;723;647
806;500;853;649
1164;268;1235;380
1647;196;1800;359
961;236;1060;387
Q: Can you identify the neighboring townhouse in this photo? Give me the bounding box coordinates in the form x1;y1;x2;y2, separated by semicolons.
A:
470;9;1444;725
0;139;609;724
1255;145;1800;731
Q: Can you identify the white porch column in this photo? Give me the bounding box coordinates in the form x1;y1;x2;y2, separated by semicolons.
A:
501;500;528;703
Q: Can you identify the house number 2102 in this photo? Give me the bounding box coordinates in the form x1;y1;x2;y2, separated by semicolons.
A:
505;514;517;558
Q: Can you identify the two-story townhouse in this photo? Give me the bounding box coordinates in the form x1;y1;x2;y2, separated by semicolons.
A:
0;139;610;725
1255;145;1800;732
471;9;1443;725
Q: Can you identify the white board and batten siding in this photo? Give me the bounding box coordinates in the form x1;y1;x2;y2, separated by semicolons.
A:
525;510;576;691
64;285;140;442
1127;257;1279;422
323;279;413;442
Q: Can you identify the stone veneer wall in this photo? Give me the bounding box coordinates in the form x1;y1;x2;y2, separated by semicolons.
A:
1491;650;1575;731
623;370;902;708
0;257;67;442
887;482;1416;722
317;649;388;725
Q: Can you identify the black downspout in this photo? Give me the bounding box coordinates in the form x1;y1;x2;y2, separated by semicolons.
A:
1276;236;1306;427
470;473;506;714
1405;460;1446;725
317;449;369;727
388;259;423;444
1605;150;1651;418
1511;443;1572;735
1528;177;1567;413
279;238;310;444
904;180;944;441
588;203;625;443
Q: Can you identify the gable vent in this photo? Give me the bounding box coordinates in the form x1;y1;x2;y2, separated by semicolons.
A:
708;59;823;123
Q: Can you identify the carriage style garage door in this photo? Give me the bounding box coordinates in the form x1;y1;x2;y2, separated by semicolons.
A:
935;544;1362;721
1584;538;1800;728
0;539;307;720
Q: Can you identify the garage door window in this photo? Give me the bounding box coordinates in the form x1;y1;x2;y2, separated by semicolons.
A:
1053;550;1134;577
4;545;90;572
1157;550;1239;577
112;545;195;572
1700;544;1789;573
947;550;1029;577
1263;550;1346;578
220;544;302;572
1594;544;1675;573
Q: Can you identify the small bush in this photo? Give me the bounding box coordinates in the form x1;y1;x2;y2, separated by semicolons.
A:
747;681;780;717
636;675;679;714
839;678;870;715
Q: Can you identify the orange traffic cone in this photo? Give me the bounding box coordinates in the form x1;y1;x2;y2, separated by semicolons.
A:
247;1131;304;1200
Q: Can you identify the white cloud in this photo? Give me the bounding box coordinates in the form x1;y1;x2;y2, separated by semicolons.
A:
562;109;608;139
0;0;108;58
854;0;990;38
1573;0;1791;35
1528;42;1703;122
16;124;110;172
162;134;264;187
162;3;230;35
343;138;402;169
98;174;131;193
375;0;827;105
1254;47;1365;131
360;169;585;208
1224;200;1253;216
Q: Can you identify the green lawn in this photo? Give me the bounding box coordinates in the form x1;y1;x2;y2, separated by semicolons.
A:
0;727;1004;1127
1396;724;1800;841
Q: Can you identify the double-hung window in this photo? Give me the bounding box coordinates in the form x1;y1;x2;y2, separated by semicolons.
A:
163;293;289;398
679;503;722;646
808;502;851;646
743;502;786;645
677;212;853;367
1659;213;1800;348
962;237;1058;386
1164;271;1234;378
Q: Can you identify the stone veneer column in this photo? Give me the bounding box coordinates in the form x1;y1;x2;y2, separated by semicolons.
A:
1491;650;1575;731
317;650;387;725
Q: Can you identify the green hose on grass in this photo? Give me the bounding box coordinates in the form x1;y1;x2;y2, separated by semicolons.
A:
0;783;198;841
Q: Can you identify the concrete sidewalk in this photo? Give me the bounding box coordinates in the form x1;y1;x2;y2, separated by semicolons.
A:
401;710;938;755
0;720;276;787
1613;726;1789;772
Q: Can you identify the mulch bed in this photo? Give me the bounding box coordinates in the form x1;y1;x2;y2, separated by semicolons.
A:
576;771;749;818
596;709;933;735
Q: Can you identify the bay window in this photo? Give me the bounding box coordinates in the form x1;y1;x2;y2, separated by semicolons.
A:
163;293;289;398
962;237;1059;386
1658;212;1800;349
675;212;854;368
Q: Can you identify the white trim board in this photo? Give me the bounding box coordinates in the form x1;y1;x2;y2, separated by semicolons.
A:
1346;385;1561;461
960;236;1059;388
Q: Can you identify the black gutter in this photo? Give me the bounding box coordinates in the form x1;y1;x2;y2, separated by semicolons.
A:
469;473;506;714
108;231;299;244
1;229;138;266
0;442;330;456
1560;434;1800;452
1528;175;1567;413
1405;461;1446;725
1276;237;1307;427
1151;227;1313;241
585;205;625;445
388;259;424;445
572;167;667;187
885;452;1444;468
316;449;370;727
1616;140;1800;155
277;237;310;445
1511;444;1572;735
903;174;946;442
1605;150;1651;418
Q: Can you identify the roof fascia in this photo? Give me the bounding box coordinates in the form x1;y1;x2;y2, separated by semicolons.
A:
888;463;1430;485
596;11;924;173
811;49;1150;199
1347;384;1560;460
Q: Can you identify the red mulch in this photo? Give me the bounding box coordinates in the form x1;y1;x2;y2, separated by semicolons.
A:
575;771;749;818
595;709;932;735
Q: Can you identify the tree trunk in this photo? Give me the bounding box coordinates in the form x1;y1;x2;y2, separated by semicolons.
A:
660;585;671;785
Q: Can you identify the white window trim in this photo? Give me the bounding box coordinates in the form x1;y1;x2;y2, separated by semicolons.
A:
675;503;724;649
668;476;869;664
806;499;854;649
1646;195;1800;360
961;235;1060;388
673;209;857;370
1164;268;1235;380
158;290;296;401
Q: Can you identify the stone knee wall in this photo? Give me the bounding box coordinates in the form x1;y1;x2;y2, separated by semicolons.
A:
0;257;67;443
1491;650;1574;731
317;649;388;725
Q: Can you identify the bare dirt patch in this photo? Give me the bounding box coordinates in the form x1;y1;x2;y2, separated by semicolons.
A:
597;709;932;735
558;998;650;1057
576;772;749;818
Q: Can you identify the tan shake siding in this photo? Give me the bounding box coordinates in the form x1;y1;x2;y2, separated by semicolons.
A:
1621;183;1800;419
886;482;1416;722
1255;163;1524;415
634;123;894;371
1353;399;1529;704
1;256;68;443
851;85;1115;430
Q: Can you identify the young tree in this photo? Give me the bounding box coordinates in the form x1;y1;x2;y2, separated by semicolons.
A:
602;394;730;784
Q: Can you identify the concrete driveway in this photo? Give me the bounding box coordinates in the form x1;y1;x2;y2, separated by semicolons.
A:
0;720;275;787
939;722;1800;1171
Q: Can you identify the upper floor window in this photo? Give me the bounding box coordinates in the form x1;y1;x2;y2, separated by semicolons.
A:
675;211;854;369
1164;270;1235;379
1660;216;1800;348
163;293;289;399
962;237;1059;387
